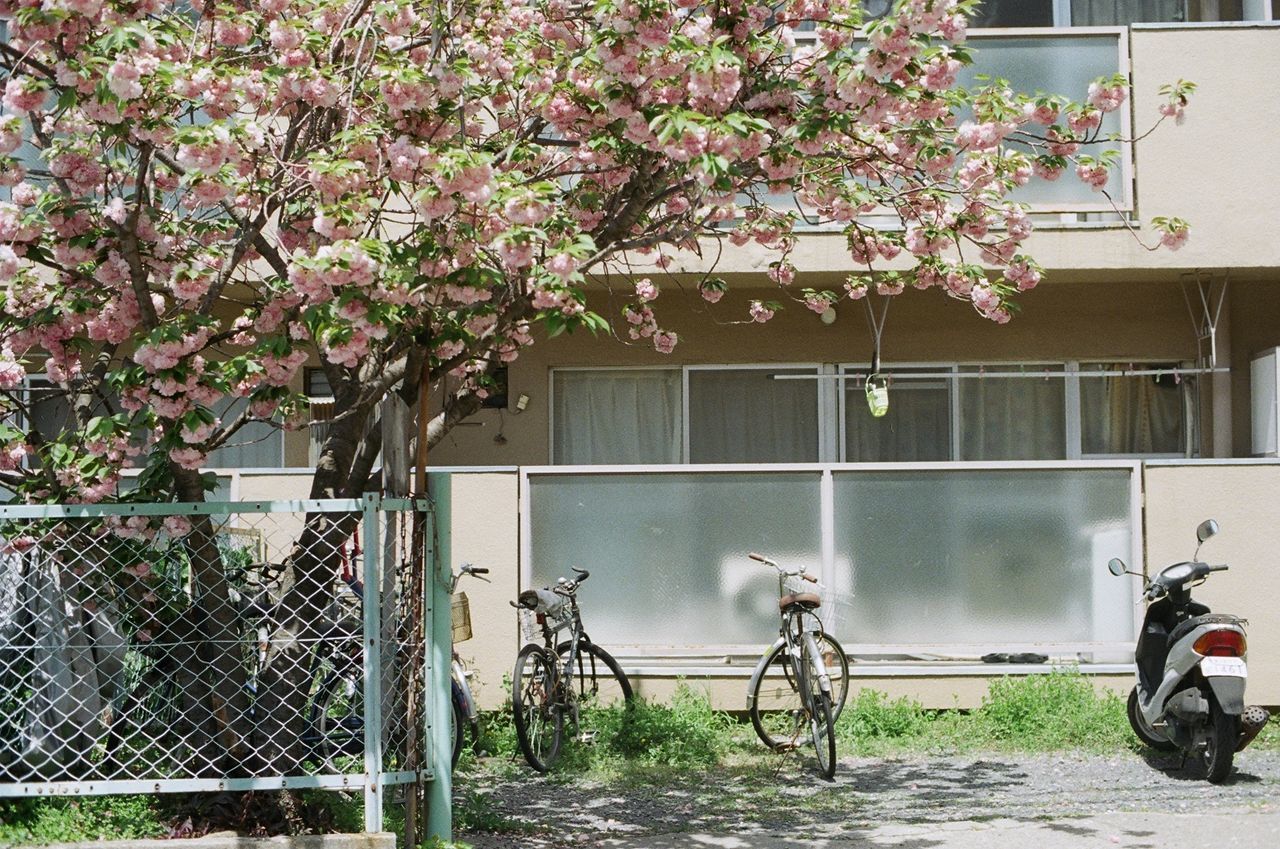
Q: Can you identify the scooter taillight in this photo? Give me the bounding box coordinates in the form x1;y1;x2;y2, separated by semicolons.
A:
1194;629;1246;657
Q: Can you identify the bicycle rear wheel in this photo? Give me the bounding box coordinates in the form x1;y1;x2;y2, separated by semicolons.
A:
512;643;563;772
310;670;364;771
450;681;467;770
749;633;849;751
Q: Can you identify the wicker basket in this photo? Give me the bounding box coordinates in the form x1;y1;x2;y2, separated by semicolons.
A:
452;592;472;643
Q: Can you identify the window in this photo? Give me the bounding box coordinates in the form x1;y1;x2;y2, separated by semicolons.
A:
687;368;819;463
205;397;284;469
844;367;951;462
551;366;819;465
1071;0;1250;24
551;361;1194;465
959;365;1066;460
957;0;1264;26
971;0;1056;27
1079;363;1189;455
306;367;336;466
551;369;682;465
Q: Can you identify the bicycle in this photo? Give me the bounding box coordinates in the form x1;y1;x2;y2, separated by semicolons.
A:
744;552;849;780
103;558;369;774
510;567;633;772
448;562;489;769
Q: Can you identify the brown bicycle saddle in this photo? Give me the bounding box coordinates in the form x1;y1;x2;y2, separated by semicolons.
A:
779;592;821;611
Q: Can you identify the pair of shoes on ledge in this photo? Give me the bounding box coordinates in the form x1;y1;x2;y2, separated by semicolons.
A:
980;652;1049;664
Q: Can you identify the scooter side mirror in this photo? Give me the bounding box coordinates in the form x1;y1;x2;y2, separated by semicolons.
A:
1196;519;1220;544
1107;558;1128;577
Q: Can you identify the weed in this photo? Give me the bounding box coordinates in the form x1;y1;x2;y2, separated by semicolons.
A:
836;689;932;748
452;788;541;835
972;668;1131;752
0;795;164;845
600;684;732;768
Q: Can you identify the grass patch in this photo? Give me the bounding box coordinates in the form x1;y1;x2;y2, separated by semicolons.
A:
971;669;1132;752
835;668;1134;756
598;683;733;768
0;795;165;845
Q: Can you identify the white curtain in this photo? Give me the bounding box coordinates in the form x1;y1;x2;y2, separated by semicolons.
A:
846;372;951;462
959;367;1066;460
1080;365;1186;454
688;369;818;463
552;370;682;465
1070;0;1190;24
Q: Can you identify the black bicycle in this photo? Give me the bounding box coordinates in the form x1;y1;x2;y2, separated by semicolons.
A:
510;568;633;772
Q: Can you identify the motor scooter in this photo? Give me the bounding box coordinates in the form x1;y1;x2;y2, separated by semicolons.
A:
1108;519;1269;782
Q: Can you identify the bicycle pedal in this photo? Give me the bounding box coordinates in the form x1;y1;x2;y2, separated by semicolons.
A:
772;741;800;753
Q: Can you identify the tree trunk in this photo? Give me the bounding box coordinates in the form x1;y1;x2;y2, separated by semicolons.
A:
171;466;254;769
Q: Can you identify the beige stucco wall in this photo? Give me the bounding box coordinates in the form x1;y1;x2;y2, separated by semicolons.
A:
1143;462;1280;706
447;473;521;710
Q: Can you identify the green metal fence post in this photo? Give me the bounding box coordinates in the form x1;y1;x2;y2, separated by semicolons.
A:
425;473;452;840
362;494;384;833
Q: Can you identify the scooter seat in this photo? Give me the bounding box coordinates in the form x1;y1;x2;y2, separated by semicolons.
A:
1168;613;1245;647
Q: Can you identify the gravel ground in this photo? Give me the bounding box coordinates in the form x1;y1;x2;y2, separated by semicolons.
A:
453;748;1280;848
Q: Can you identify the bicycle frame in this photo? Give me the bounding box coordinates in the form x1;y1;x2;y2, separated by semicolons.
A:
746;579;833;706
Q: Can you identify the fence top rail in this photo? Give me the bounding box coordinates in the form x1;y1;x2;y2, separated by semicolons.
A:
0;496;431;520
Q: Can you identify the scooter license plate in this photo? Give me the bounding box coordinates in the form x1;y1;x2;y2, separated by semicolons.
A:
1200;656;1247;677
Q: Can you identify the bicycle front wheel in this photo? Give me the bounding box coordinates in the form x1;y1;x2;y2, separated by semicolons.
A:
512;643;563;772
809;688;837;780
555;640;634;744
749;633;849;751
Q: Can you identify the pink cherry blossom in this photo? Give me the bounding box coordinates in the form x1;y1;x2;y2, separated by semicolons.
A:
749;301;775;323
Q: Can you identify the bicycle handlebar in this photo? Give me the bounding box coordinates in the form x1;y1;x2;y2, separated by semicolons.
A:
749;552;813;579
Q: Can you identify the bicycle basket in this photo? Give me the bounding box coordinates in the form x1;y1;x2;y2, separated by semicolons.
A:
451;592;473;643
782;574;853;636
518;608;543;644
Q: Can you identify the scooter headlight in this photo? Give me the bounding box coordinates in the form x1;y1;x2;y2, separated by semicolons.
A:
1193;629;1246;657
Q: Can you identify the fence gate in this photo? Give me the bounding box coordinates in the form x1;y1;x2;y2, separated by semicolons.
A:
0;495;443;834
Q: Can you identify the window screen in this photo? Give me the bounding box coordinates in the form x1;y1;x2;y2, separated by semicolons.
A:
958;366;1066;460
552;369;682;465
688;369;819;463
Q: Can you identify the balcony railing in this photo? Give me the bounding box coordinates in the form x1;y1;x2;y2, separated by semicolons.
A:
521;462;1141;670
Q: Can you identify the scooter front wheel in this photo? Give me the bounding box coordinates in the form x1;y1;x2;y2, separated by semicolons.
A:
1201;704;1238;783
1127;686;1176;752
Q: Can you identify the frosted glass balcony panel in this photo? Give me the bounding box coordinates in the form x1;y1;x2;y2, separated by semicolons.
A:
528;472;823;647
959;35;1128;207
831;468;1135;648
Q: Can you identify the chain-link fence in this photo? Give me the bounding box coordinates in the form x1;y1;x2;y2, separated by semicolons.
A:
0;496;438;831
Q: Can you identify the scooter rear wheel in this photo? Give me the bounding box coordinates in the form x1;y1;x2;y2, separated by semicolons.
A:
1127;686;1176;752
1201;703;1238;784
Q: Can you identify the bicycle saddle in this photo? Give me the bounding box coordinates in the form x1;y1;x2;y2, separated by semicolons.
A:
779;592;821;611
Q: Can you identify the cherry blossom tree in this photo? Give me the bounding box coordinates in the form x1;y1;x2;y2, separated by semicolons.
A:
1;0;1192;766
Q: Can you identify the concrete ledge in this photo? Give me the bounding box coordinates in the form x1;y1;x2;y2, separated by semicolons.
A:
33;834;395;849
